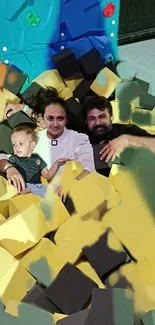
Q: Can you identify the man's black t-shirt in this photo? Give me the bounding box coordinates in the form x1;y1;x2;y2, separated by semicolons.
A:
92;123;155;177
9;153;47;184
107;123;155;140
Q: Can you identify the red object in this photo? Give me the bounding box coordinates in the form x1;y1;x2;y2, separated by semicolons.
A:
103;2;115;18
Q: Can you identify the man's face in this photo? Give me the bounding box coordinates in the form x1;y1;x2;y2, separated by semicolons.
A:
86;108;112;139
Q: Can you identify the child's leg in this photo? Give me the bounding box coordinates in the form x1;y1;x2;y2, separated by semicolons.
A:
26;183;47;198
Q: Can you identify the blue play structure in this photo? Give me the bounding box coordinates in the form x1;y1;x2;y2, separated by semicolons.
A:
0;0;120;92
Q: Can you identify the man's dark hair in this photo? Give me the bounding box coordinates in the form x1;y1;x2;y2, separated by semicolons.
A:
83;96;113;119
40;96;69;117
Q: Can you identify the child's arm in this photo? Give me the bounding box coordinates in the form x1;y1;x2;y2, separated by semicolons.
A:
41;158;70;182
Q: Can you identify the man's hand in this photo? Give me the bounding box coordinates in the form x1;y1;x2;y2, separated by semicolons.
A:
4;103;24;119
100;135;129;162
6;167;26;193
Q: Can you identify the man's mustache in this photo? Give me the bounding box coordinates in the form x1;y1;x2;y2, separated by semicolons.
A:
92;124;108;132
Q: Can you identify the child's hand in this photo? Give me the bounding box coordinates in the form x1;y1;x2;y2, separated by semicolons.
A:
54;158;72;168
20;188;31;195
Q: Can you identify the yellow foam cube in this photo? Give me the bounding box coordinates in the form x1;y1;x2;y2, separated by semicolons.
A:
5;300;54;324
102;169;155;260
54;213;106;263
0;200;10;219
60;160;83;195
111;100;134;124
0;204;50;256
0;177;18;218
109;164;129;188
0;88;20;122
107;262;155;318
59;87;73;100
0;213;5;225
20;238;66;287
0;247;35;305
76;259;104;289
53;313;68;324
0;176;7;197
130;107;155;126
9;193;41;217
64;76;83;92
70;171;120;217
131;227;155;261
41;177;48;185
90;68;121;98
41;185;71;231
33;69;65;94
137;125;155;134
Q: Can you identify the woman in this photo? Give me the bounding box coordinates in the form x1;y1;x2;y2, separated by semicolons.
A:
0;96;95;201
3;86;58;129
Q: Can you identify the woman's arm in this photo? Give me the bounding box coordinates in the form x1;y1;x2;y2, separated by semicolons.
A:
75;134;96;180
75;169;90;180
4;103;33;119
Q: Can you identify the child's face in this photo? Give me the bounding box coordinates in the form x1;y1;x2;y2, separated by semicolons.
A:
11;131;36;157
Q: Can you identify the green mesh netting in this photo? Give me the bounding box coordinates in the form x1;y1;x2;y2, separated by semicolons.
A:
118;0;155;45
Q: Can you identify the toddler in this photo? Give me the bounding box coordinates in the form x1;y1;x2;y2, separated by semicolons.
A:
9;126;68;197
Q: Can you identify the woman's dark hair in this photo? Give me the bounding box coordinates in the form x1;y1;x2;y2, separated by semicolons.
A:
23;86;59;115
40;96;69;117
83;96;113;119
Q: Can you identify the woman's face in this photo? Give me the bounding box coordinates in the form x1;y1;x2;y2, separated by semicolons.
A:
44;103;67;138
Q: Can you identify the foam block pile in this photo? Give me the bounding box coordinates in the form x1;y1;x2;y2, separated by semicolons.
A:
1;47;155;153
1;47;155;325
0;48;121;135
1;162;155;325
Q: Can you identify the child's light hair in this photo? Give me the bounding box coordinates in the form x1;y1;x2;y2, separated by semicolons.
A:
11;126;38;143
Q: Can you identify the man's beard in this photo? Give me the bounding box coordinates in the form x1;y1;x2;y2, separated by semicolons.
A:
88;123;112;144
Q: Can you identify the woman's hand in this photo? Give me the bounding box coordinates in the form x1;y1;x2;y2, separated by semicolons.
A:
55;185;67;203
4;103;24;119
6;167;26;193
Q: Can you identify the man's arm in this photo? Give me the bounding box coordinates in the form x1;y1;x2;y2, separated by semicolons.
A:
4;103;33;119
100;133;155;162
127;134;155;152
0;159;9;171
0;158;25;192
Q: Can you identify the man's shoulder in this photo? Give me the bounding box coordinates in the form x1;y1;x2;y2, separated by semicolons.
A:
112;123;152;137
112;123;141;133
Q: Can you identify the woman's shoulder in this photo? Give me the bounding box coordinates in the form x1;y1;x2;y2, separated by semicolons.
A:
36;128;47;140
67;129;89;141
36;129;47;138
66;129;90;147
